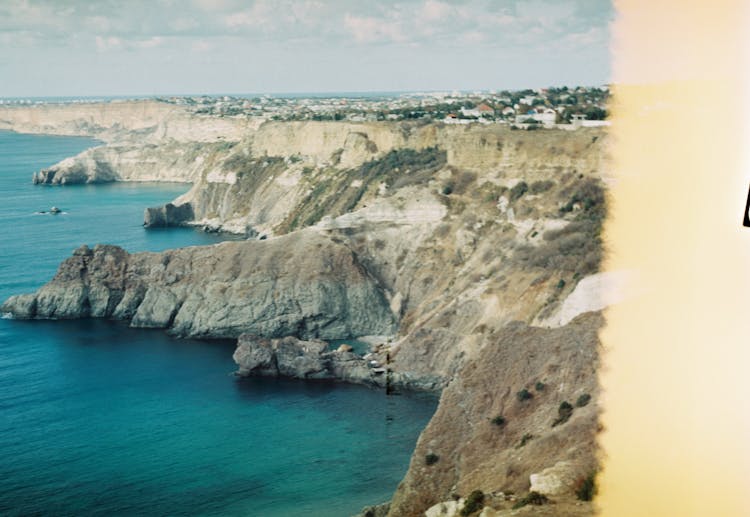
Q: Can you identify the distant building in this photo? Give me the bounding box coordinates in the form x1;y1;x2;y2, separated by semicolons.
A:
476;103;495;116
515;108;557;127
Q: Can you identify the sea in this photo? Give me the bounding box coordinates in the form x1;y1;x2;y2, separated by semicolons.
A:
0;131;437;516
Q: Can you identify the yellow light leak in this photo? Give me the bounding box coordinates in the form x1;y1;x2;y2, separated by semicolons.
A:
599;1;750;515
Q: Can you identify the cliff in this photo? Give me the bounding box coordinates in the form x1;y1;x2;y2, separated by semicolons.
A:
2;111;611;515
388;313;601;516
32;141;234;185
0;100;254;143
2;234;395;341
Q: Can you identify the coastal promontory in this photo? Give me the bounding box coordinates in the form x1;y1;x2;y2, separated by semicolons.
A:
1;101;612;516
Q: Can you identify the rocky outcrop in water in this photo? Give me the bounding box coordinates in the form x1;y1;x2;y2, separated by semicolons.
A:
234;335;372;382
233;334;443;391
1;232;397;341
143;203;194;228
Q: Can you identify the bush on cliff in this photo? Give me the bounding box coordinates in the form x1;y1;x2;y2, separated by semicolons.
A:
575;471;597;501
552;401;574;427
512;491;548;509
459;490;484;516
516;388;533;402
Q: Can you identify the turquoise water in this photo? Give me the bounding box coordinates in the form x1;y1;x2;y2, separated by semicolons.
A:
0;132;436;516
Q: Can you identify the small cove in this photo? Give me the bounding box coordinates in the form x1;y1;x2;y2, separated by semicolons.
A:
0;131;437;516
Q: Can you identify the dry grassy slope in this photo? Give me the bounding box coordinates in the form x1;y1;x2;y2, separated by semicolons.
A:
388;313;602;517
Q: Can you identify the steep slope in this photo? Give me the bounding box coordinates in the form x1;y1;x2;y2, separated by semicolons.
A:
3;113;610;516
388;314;601;516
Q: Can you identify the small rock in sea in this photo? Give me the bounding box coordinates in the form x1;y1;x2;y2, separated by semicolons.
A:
336;344;354;353
50;206;61;214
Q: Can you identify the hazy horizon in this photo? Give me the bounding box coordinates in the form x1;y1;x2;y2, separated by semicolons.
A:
1;0;612;98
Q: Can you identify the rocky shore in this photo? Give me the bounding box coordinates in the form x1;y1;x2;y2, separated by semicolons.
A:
2;105;612;516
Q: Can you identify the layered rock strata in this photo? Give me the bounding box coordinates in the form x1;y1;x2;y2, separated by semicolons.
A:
1;232;396;341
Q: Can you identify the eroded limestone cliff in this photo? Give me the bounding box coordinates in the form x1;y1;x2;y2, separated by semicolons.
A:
3;111;610;516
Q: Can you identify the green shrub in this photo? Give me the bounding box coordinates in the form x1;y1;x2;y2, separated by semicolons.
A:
552;401;574;427
516;388;533;402
515;179;605;277
535;381;546;392
575;472;597;501
556;279;566;289
425;453;439;466
512;491;548;509
491;415;506;427
529;180;555;194
559;178;606;220
518;433;534;447
460;490;485;516
509;181;528;201
576;393;592;407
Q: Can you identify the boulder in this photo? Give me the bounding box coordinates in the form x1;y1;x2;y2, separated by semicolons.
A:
529;461;580;496
143;202;194;228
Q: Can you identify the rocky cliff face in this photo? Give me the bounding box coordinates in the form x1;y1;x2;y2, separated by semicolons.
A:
3;108;611;516
2;233;396;341
32;141;234;185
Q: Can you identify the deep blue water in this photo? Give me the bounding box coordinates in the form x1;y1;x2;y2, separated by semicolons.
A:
0;132;436;516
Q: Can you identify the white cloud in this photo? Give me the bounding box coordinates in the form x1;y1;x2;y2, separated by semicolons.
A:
191;39;213;52
169;17;199;32
95;35;123;51
343;13;406;44
224;2;275;29
134;36;164;49
421;0;452;22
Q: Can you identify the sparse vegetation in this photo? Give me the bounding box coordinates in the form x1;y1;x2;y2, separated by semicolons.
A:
460;490;485;516
518;433;534;447
516;388;533;402
575;471;597;501
576;393;592;407
535;381;546;392
556;279;566;289
529;180;555;194
553;401;574;427
509;181;528;201
425;453;440;466
515;178;605;277
512;491;549;509
278;147;446;232
491;415;507;427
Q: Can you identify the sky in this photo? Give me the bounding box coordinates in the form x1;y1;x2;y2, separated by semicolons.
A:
0;0;613;97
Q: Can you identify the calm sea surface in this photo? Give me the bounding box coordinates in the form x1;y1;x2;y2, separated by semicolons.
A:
0;131;436;516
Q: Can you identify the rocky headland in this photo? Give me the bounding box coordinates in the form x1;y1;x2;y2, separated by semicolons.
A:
1;101;611;516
